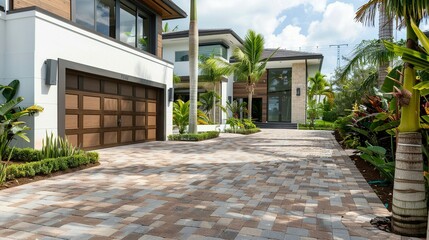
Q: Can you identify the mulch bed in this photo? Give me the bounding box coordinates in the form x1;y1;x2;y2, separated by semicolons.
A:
0;162;100;191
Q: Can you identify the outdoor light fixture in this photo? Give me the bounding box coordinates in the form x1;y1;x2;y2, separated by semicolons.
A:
296;87;301;96
168;88;174;102
45;59;57;85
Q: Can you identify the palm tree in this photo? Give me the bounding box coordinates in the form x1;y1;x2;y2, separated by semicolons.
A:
188;0;198;134
199;55;232;123
232;30;275;120
378;3;393;87
356;0;429;236
307;72;333;128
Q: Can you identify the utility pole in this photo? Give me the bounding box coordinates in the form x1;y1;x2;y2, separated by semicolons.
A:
329;44;348;68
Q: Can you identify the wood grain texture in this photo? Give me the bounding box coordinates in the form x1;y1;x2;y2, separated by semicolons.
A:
13;0;71;19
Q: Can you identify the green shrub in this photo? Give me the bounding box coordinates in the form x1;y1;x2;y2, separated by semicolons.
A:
322;111;338;122
242;119;256;129
168;131;219;141
5;152;99;180
224;128;261;135
4;148;42;162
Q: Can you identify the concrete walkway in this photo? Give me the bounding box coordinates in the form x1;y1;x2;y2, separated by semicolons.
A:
0;129;416;239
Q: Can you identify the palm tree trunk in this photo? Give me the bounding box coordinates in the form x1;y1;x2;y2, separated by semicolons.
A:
378;3;393;87
213;83;216;123
188;0;198;134
392;18;427;236
392;132;427;236
247;80;253;120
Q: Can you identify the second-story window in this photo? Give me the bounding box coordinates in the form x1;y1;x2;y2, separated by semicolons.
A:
73;0;154;54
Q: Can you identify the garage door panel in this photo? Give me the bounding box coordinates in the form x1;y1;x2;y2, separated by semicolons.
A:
135;116;145;127
136;87;145;98
104;81;118;94
147;88;157;100
83;133;100;148
66;115;79;129
104;132;118;145
121;84;133;96
135;129;145;141
121;130;133;143
136;101;146;112
104;115;118;128
147;129;156;140
66;94;79;109
121;99;133;111
66;74;78;89
83;115;100;129
148;116;156;126
83;96;101;110
83;77;101;92
121;115;133;127
148;102;156;113
104;98;118;111
66;134;78;147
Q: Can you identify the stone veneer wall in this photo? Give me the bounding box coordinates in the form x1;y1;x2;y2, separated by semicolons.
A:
291;63;307;123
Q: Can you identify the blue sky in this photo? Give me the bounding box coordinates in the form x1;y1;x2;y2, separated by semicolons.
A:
165;0;422;78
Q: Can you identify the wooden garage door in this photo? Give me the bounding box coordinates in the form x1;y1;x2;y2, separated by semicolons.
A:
65;71;159;149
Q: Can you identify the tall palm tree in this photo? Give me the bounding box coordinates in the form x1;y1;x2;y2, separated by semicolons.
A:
188;0;198;134
199;55;231;123
357;0;429;236
378;3;393;87
232;30;275;120
307;72;333;128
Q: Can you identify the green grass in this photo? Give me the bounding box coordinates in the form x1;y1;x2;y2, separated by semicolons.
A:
299;120;336;130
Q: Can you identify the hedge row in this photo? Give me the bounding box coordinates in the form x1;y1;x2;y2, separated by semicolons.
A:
6;152;99;180
224;128;261;135
168;131;220;141
3;148;43;162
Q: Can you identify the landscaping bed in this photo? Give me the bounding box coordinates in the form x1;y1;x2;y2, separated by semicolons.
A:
168;131;220;141
224;128;261;135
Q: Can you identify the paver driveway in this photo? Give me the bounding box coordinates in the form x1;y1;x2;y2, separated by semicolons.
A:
0;129;411;239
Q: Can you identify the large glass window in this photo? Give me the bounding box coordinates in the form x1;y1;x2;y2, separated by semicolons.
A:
73;0;154;53
268;68;292;92
120;3;136;47
137;12;150;51
0;0;5;10
267;69;292;122
175;51;189;62
96;0;116;38
200;45;227;59
75;0;95;29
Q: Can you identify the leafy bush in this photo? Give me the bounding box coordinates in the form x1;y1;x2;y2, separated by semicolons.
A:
322;111;338;122
242;119;256;129
168;131;219;141
5;152;99;180
42;133;81;159
4;148;42;162
224;128;261;135
173;99;210;134
358;142;394;182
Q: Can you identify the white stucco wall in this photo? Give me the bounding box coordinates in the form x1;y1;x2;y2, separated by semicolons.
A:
3;10;174;148
0;11;5;85
163;42;189;77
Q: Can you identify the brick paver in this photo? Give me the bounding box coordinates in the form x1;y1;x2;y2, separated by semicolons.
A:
0;130;418;239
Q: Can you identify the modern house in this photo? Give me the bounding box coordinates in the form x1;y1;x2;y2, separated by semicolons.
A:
162;29;243;124
233;49;323;124
0;1;186;149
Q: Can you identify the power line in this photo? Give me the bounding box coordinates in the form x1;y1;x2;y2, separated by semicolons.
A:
329;44;348;68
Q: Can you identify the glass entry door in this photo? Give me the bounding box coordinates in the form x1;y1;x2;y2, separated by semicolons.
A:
268;91;291;122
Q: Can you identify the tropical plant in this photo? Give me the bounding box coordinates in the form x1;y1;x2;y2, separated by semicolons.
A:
42;132;80;159
307;72;334;128
199;91;220;121
173;99;209;134
220;100;247;119
358;142;395;181
0;147;13;184
199;54;232;123
356;1;429;235
0;80;43;159
232;30;277;120
188;0;198;134
163;22;178;33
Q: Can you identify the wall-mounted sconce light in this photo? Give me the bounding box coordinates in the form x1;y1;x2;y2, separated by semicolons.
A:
45;59;57;85
296;87;301;96
168;88;174;102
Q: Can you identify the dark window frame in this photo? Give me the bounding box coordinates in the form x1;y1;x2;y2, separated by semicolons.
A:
71;0;156;54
